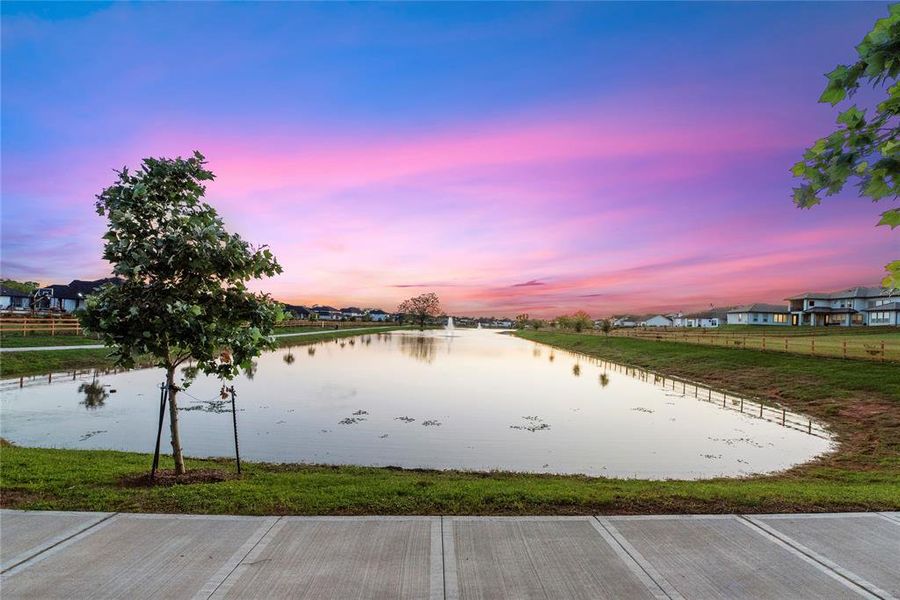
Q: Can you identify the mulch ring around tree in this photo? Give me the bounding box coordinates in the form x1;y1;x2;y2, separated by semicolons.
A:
120;469;239;487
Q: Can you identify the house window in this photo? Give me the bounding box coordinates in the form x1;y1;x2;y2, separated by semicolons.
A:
809;300;816;307
752;314;758;322
773;314;787;323
762;315;769;322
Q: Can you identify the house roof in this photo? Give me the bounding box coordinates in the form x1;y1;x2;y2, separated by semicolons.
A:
368;309;388;314
340;307;363;313
684;308;730;320
312;305;338;312
786;285;891;301
727;303;790;314
41;278;121;300
0;285;31;298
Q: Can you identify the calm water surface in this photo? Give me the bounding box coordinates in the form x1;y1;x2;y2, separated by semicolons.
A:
0;330;833;479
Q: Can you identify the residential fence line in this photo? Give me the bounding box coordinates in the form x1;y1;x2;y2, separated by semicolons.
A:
0;316;390;337
568;327;900;363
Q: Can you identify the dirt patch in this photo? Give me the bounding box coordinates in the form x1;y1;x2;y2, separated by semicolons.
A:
120;469;238;487
0;488;44;507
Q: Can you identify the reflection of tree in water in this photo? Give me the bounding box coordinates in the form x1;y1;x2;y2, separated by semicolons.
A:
244;360;259;381
283;348;296;364
308;346;317;356
399;335;437;364
599;373;610;388
572;364;581;377
78;378;109;410
548;352;555;362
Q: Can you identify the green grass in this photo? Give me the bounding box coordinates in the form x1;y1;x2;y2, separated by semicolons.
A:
2;329;898;515
1;444;897;515
0;334;101;348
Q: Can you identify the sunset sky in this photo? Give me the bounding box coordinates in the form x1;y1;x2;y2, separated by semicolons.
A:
2;2;896;317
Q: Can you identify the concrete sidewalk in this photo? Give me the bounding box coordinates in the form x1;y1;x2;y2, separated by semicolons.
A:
1;511;897;599
0;327;395;353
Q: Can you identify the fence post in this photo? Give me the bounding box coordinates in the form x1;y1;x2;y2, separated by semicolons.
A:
759;403;763;418
808;420;812;434
230;386;242;475
784;338;788;352
882;341;885;363
51;319;55;336
740;398;743;413
151;382;167;479
811;339;815;355
762;336;766;351
782;409;786;426
843;341;847;359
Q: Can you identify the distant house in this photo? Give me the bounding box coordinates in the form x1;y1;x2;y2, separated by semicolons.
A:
340;306;364;320
667;312;685;327
0;285;31;311
786;285;896;327
283;304;313;320
684;308;729;328
726;303;790;326
612;315;639;328
312;305;341;321
642;315;673;327
33;278;120;313
367;309;390;322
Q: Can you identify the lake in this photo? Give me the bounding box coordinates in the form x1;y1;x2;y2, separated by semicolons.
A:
0;329;833;479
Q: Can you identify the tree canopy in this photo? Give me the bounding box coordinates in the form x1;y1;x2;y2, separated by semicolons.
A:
397;292;442;328
791;5;899;287
80;151;283;475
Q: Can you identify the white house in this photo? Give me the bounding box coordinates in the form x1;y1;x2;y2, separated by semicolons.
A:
340;306;365;320
684;308;728;328
0;285;31;311
726;303;791;326
612;315;639;328
787;285;897;327
642;315;673;327
312;306;341;321
367;309;390;322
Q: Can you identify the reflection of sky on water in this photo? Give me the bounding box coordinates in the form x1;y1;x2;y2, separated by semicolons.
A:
0;330;833;479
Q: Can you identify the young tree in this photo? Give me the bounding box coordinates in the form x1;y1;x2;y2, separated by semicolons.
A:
80;152;283;476
598;318;613;336
514;313;530;329
792;5;899;288
397;292;442;329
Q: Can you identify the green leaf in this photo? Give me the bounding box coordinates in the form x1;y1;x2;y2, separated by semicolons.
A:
877;208;900;229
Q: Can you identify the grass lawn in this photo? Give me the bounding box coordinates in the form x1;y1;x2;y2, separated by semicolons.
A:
0;334;101;348
611;326;900;361
1;330;898;515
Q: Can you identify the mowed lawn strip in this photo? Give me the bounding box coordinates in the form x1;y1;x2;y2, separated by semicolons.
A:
1;331;898;515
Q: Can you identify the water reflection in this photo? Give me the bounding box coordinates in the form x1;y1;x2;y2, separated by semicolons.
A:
78;378;108;410
399;335;437;364
0;329;833;479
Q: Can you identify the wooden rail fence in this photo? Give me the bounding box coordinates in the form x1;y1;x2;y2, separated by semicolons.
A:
587;328;900;362
0;316;389;337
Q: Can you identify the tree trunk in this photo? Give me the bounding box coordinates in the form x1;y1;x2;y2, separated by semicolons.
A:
166;367;186;475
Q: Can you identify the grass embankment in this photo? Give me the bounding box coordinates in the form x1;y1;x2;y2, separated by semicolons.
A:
1;331;898;515
0;326;409;379
0;334;101;348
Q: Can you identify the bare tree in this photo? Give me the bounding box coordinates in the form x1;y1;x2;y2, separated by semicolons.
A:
397;293;442;329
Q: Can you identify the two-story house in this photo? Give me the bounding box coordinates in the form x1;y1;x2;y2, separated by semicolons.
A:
786;285;896;327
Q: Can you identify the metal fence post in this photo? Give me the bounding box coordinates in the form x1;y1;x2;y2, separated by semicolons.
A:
230;386;242;475
151;382;168;479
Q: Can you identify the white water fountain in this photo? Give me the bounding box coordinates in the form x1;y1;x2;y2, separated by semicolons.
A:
445;316;455;336
476;322;482;329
